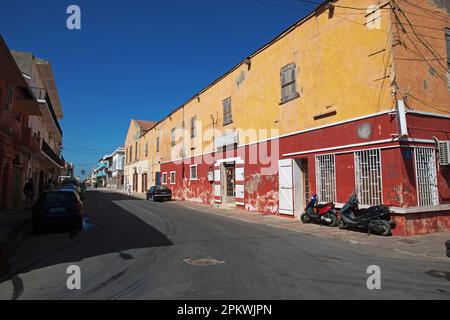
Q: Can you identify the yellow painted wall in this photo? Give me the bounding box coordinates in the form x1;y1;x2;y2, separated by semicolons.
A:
142;0;396;164
391;0;450;115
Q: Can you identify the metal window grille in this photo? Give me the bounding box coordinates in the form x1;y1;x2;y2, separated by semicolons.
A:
415;147;439;207
354;149;382;206
315;154;336;203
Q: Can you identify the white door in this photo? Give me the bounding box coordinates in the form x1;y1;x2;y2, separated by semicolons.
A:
279;159;294;215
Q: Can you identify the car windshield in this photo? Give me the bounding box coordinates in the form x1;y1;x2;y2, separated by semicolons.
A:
42;191;77;203
157;186;169;191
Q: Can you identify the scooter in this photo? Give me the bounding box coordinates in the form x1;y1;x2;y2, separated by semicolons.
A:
338;194;394;236
300;193;338;227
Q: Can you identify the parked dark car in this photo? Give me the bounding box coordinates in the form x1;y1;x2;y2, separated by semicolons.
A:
146;185;172;201
32;189;84;234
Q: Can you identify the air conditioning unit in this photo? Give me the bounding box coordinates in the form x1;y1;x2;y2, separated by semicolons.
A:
438;141;450;166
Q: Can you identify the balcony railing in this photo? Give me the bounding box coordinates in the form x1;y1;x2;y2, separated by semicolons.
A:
41;140;65;167
0;107;21;138
20;127;41;153
31;87;63;137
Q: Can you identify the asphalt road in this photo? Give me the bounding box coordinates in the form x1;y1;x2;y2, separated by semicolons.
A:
0;190;449;300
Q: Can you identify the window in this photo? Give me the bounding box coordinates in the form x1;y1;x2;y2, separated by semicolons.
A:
125;149;128;164
156;136;160;152
145;143;148;157
170;171;176;184
191;116;197;138
135;142;138;160
415;147;439;206
130;145;133;162
162;172;167;184
190;165;198;180
315;154;336;203
223;97;232;126
354;149;382;206
280;63;299;104
6;86;14;110
171;128;176;147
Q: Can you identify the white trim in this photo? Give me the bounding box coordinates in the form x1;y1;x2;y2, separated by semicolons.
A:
236;202;245;206
406;109;450;120
189;164;198;181
160;109;396;165
170;171;176;185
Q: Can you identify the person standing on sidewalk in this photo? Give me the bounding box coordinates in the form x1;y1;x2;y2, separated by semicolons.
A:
23;178;34;209
126;182;131;196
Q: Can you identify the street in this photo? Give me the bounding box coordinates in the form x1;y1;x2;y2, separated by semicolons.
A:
0;190;448;300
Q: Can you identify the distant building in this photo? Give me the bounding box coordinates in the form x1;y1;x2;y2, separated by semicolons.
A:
111;147;125;189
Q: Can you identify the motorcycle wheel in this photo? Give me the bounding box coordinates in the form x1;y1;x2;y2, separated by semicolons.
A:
378;220;392;236
338;219;347;229
300;213;310;224
327;214;338;227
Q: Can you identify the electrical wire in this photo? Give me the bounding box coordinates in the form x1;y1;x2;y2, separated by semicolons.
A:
406;93;450;113
392;2;448;72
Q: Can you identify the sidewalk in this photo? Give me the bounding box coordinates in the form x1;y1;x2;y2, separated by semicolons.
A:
99;188;450;260
0;207;32;277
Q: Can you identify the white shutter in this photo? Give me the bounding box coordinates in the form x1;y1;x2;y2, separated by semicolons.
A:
278;159;294;215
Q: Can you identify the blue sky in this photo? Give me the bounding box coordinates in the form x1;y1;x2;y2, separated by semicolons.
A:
0;0;317;177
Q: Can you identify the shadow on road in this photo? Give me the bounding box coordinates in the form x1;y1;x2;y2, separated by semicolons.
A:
0;191;172;284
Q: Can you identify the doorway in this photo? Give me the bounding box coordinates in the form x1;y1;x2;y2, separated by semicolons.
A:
132;173;138;192
141;173;148;193
222;162;235;204
294;158;309;216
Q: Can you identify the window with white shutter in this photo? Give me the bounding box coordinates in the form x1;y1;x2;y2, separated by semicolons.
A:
280;63;299;104
223;97;232;126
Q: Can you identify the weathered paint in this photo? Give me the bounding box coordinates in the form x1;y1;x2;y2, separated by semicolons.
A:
126;0;450;235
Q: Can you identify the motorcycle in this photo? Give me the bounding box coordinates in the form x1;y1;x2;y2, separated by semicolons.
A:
300;193;338;227
338;194;394;236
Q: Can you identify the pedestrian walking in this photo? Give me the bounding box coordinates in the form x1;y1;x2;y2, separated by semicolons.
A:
126;183;131;196
23;178;34;209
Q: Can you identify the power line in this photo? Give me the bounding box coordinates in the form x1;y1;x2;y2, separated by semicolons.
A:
392;2;448;72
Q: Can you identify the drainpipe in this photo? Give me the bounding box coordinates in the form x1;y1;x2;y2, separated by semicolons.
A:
396;98;408;137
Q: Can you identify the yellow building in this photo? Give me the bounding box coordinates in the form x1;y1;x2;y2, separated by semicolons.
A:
124;119;157;193
128;0;450;236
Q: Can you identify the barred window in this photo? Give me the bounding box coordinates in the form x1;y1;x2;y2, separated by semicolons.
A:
315;154;336;203
415;147;439;206
354;149;382;206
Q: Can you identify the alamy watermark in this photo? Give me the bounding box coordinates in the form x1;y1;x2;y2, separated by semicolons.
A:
366;265;381;290
66;5;81;30
66;265;81;290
